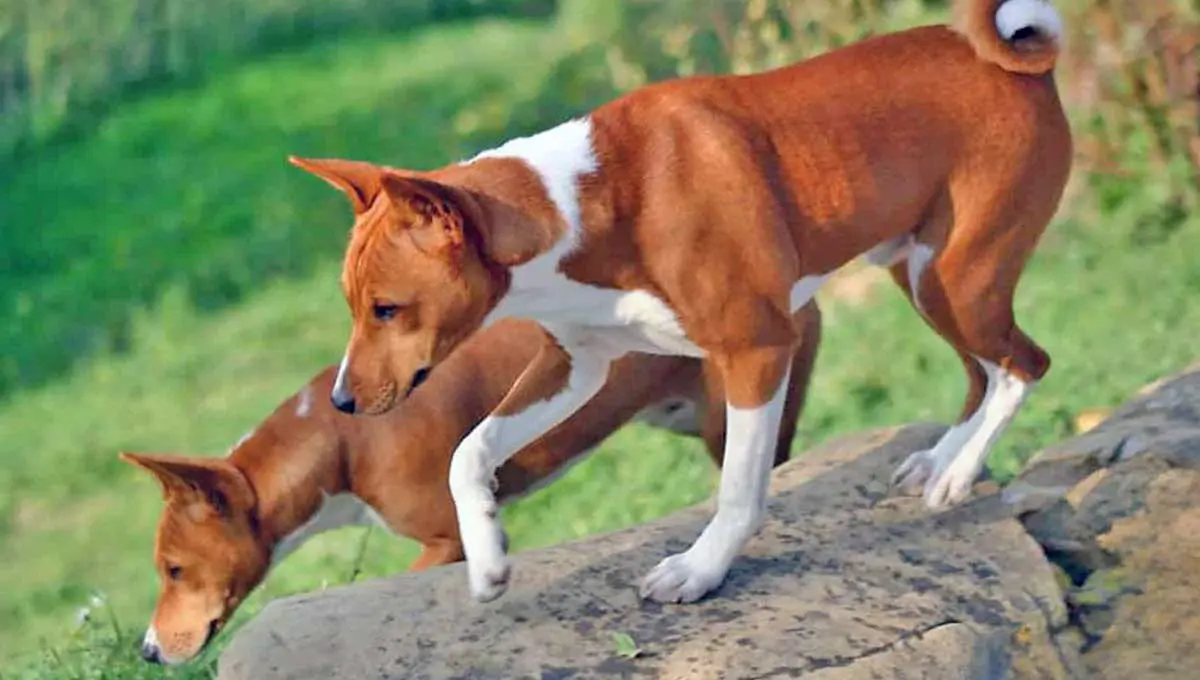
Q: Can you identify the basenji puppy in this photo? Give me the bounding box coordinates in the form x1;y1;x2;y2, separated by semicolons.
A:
291;0;1071;604
123;314;820;664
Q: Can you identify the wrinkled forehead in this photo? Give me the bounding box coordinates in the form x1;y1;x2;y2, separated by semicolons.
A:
341;206;437;309
155;503;224;560
341;204;402;300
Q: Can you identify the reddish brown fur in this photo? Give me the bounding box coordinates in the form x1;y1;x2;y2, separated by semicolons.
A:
124;311;820;663
490;326;572;417
296;0;1070;421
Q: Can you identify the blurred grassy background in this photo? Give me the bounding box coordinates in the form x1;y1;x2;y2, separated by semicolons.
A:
2;0;1199;677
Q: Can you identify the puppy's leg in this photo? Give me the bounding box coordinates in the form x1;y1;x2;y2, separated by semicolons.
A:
641;345;793;603
449;327;610;602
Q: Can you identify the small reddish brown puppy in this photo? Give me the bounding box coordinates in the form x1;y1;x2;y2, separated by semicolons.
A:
124;316;820;665
292;0;1071;604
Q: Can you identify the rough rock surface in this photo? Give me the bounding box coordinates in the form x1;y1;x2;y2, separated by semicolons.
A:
219;424;1078;680
1006;364;1200;680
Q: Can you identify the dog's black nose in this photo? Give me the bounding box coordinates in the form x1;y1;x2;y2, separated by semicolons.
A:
408;367;431;395
331;393;356;414
140;641;162;664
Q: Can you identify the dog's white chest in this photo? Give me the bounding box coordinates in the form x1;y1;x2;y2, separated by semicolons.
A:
610;290;705;357
492;270;703;358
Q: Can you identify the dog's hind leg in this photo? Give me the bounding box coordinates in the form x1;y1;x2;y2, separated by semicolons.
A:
890;204;1053;509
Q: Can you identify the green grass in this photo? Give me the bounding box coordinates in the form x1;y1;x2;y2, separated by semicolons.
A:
3;11;1200;680
0;17;553;399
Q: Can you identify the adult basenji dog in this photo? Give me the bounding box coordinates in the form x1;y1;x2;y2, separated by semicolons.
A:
291;0;1071;604
123;315;820;664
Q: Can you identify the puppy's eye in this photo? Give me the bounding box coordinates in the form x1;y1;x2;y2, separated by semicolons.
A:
372;304;399;321
167;565;182;581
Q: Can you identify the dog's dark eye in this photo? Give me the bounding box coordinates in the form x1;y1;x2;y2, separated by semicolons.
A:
372;303;399;321
372;304;399;321
167;565;182;581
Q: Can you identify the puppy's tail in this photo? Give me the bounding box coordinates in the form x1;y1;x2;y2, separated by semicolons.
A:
953;0;1063;75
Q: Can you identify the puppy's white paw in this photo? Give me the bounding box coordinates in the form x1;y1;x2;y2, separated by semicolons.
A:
639;552;727;604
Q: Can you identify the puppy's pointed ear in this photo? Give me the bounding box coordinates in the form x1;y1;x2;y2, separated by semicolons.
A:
380;173;467;255
288;156;385;214
120;452;254;518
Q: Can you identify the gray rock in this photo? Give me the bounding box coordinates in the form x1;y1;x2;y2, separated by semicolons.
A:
219;424;1077;680
1004;364;1200;517
1005;364;1200;680
1075;468;1200;680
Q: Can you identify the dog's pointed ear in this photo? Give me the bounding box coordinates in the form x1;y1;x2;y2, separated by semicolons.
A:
288;156;384;214
380;173;467;255
120;452;253;517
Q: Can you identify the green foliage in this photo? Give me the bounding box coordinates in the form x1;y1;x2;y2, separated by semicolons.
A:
11;594;217;680
0;0;555;158
0;18;552;399
611;632;643;660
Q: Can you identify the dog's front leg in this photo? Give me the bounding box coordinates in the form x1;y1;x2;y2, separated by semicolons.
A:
449;328;611;603
641;345;793;603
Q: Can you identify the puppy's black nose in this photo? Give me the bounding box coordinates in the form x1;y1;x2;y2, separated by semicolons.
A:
331;393;356;414
408;367;431;395
140;641;162;664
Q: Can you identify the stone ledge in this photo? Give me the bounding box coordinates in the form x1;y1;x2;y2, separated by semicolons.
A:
219;424;1077;680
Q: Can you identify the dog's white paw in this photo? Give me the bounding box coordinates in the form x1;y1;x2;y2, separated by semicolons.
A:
639;552;727;604
468;554;511;603
891;448;938;494
921;459;978;510
461;507;512;603
892;448;979;510
466;535;511;603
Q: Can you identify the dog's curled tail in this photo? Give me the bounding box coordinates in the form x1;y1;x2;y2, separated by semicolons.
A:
953;0;1062;75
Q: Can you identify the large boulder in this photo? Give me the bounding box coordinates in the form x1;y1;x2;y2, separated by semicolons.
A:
1005;364;1200;680
219;424;1078;680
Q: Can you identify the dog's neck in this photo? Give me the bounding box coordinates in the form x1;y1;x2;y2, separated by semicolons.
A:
225;382;353;563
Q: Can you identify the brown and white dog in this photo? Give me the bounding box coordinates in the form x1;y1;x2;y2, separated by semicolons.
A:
291;0;1071;604
122;316;820;664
